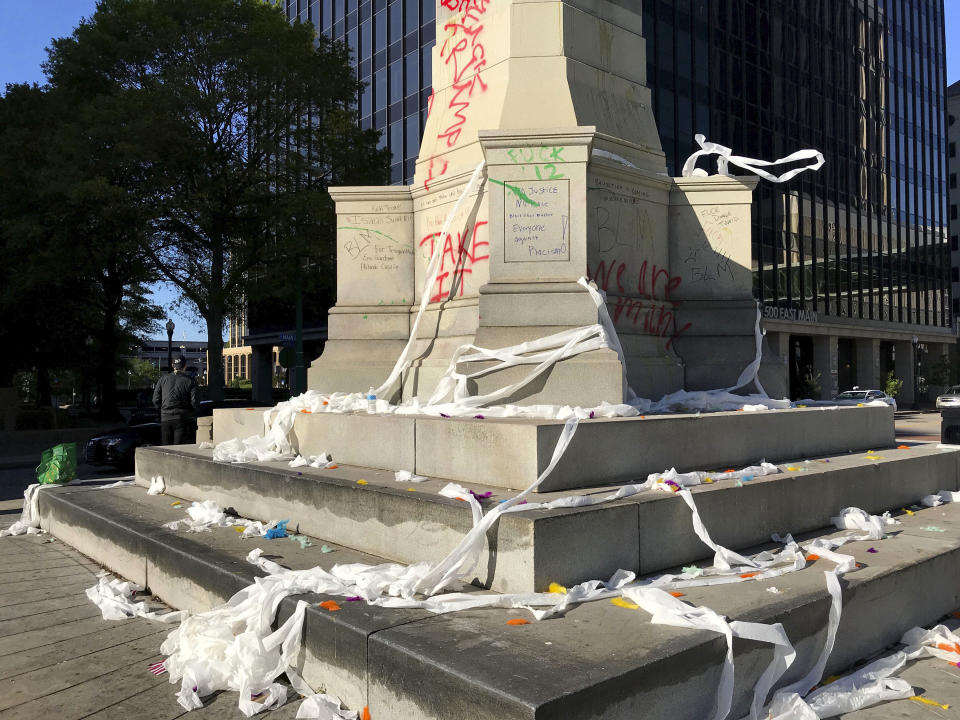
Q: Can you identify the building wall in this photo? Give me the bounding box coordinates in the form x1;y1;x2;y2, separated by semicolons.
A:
948;81;960;323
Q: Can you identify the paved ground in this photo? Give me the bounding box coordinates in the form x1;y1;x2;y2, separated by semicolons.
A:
896;410;944;444
0;507;305;719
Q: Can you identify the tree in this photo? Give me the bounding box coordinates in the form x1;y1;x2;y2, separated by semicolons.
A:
45;0;390;400
0;81;163;418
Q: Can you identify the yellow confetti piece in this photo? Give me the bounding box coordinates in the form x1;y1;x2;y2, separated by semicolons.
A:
610;597;640;610
786;466;801;472
910;696;950;710
901;508;915;516
406;487;416;492
797;404;806;408
234;526;245;532
548;582;567;595
704;477;714;483
170;502;181;506
356;479;368;486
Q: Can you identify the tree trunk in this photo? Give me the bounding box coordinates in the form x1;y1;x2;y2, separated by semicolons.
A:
36;364;52;408
206;308;225;402
97;302;121;420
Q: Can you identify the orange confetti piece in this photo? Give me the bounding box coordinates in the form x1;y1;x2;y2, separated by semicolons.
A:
300;409;311;414
356;479;367;485
328;464;338;469
507;618;530;626
611;597;640;610
724;469;735;473
322;401;329;405
362;707;371;720
318;600;341;612
950;611;960;619
548;582;567;594
936;642;960;654
739;572;758;579
805;554;820;562
669;592;686;598
639;415;646;419
897;445;910;449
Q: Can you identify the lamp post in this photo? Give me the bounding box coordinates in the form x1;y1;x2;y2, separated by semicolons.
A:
165;319;175;372
912;335;920;410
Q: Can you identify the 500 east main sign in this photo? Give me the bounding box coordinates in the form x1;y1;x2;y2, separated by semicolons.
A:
762;304;819;324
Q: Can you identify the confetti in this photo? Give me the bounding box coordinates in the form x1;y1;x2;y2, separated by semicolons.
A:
923;526;947;532
507;618;530;626
786;466;801;471
682;566;703;577
766;587;782;594
356;479;368;485
739;572;758;579
345;596;362;602
897;444;910;449
328;464;338;469
669;591;685;598
611;597;640;610
805;554;820;562
548;582;567;595
866;547;877;553
318;600;341;612
901;508;915;516
320;545;334;553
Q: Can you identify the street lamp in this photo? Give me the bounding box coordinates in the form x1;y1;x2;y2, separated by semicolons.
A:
165;319;175;372
912;335;920;410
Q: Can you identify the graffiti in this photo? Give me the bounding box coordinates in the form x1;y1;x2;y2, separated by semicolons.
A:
590;257;690;348
338;225;413;272
683;209;736;284
436;0;491;149
419;220;489;302
505;146;566;180
489;178;540;206
424;156;449;192
592;192;653;254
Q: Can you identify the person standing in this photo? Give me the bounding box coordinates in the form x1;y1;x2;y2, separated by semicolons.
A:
153;357;199;445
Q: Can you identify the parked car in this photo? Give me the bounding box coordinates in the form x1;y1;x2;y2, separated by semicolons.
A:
936;386;960;410
832;389;897;410
84;399;273;470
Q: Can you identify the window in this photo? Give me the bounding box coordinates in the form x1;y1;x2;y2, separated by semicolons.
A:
951;142;957;158
952;173;958;189
953;205;958;221
952;267;959;282
955;298;960;315
952;235;959;251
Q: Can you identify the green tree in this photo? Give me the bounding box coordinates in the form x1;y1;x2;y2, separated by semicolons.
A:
0;82;162;418
46;0;389;400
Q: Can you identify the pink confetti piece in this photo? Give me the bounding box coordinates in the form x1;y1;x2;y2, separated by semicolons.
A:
469;490;493;499
867;547;878;553
345;596;363;602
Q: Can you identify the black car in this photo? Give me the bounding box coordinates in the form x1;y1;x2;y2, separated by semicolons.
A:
84;399;273;470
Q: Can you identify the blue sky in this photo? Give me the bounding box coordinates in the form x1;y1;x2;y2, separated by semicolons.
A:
2;1;960;340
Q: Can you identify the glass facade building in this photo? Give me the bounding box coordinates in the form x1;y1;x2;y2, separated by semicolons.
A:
286;0;435;185
643;0;949;333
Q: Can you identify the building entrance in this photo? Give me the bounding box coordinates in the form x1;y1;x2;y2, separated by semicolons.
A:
788;335;815;400
838;338;856;391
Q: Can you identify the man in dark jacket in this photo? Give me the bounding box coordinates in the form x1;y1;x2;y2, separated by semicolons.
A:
153;357;199;445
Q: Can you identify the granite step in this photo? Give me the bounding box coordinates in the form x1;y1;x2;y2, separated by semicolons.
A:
37;480;960;720
212;404;895;491
133;442;960;593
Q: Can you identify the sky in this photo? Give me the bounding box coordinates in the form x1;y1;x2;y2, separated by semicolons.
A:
2;1;960;340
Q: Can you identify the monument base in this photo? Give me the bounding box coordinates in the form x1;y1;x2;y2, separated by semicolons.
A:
213;405;895;492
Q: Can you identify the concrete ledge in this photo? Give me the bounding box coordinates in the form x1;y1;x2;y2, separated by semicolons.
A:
36;480;960;719
414;405;895;491
268;405;896;492
133;442;957;592
211;408;267;445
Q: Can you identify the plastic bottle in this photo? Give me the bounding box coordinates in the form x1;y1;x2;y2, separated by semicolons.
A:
366;387;377;414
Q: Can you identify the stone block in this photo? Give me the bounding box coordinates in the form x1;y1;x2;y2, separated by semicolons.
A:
211;407;266;445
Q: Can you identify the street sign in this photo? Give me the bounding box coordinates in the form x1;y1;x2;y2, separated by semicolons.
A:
280;332;295;348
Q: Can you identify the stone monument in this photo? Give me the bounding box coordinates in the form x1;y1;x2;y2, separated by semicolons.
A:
310;0;775;407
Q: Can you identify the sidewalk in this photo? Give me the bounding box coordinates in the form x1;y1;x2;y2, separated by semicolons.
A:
0;508;305;719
